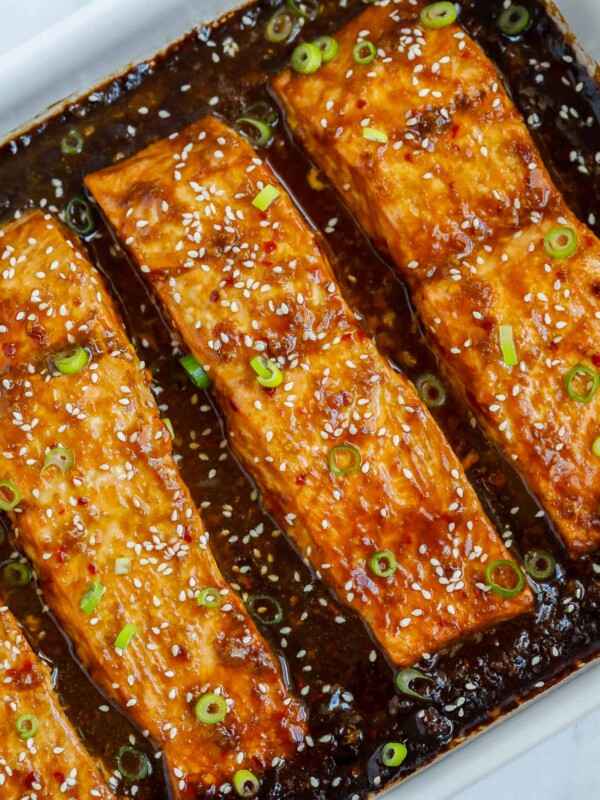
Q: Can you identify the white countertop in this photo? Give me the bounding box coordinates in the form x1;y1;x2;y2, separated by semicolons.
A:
1;3;598;799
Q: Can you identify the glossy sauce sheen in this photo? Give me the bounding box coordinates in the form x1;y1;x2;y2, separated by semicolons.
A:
0;1;599;798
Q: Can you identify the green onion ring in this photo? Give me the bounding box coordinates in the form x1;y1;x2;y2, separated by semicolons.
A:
420;2;458;29
286;0;320;21
593;437;600;458
244;101;279;126
233;769;261;798
498;5;531;36
65;196;96;236
180;354;210;389
117;746;151;781
115;557;131;576
197;587;222;609
80;580;106;615
543;226;578;259
0;480;21;512
235;116;274;148
60;129;84;155
291;42;322;74
42;446;74;476
265;8;299;43
115;623;138;651
162;418;175;439
2;560;32;588
395;667;435;700
353;40;377;65
414;374;447;408
54;345;90;376
565;364;599;403
524;549;556;581
194;692;228;725
369;550;397;578
381;741;408;767
252;184;281;211
485;559;525;598
313;35;340;63
16;714;39;740
328;444;362;475
250;355;283;387
246;594;284;625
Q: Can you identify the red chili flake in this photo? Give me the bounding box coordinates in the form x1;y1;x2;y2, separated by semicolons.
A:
77;496;89;506
88;563;98;575
356;98;367;110
56;548;68;564
183;527;193;543
25;771;41;789
264;241;277;254
592;354;600;368
53;771;66;784
450;124;460;139
296;473;307;485
209;290;220;303
2;342;16;357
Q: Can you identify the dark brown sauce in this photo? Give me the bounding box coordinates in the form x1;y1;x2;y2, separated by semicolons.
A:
1;1;600;798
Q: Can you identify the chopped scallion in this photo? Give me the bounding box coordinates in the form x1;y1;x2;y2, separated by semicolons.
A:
54;345;90;375
117;747;151;781
498;5;531;36
485;559;525;598
369;550;397;578
414;374;447;408
363;127;388;143
381;741;408;768
252;184;281;211
197;587;222;609
180;354;210;389
291;42;322;74
0;480;21;512
565;364;599;403
420;2;458;29
80;580;105;615
61;129;84;155
265;8;298;43
313;35;339;63
233;769;261;798
2;560;32;588
115;623;138;651
235;117;274;148
499;324;518;367
42;446;74;476
162;418;175;439
395;667;435;700
250;355;283;388
544;226;578;259
16;714;39;740
246;594;284;625
328;444;361;475
593;437;600;458
353;40;376;65
115;558;131;576
65;196;96;236
286;0;320;20
194;692;228;725
523;549;556;581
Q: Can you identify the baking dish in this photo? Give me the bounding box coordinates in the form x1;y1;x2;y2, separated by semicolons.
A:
0;2;599;799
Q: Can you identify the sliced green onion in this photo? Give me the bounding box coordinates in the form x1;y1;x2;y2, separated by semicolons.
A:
499;325;518;367
61;129;84;155
250;355;283;388
80;580;106;615
246;594;283;625
180;354;210;389
498;5;531;36
252;184;281;211
565;364;599;403
369;550;397;578
115;623;137;651
163;418;175;439
593;437;600;458
244;101;278;126
543;226;578;259
195;692;228;725
286;0;320;21
117;747;151;781
313;35;339;63
236;117;274;148
115;558;131;576
233;769;261;798
328;444;361;475
2;561;32;588
485;559;525;598
197;587;222;609
0;480;21;512
291;42;322;74
42;446;74;476
265;8;298;43
363;127;388;144
54;345;90;375
16;714;39;740
395;667;435;700
414;374;447;408
523;549;556;581
420;2;458;29
353;40;377;65
381;741;408;768
65;196;96;236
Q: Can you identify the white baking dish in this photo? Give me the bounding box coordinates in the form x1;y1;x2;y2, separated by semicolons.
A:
0;1;599;798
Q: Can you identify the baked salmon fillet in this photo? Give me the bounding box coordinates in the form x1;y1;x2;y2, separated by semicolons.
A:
86;115;533;669
0;604;114;800
0;211;305;798
272;1;600;554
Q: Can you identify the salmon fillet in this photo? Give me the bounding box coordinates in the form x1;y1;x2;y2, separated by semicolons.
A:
272;1;600;554
86;115;533;669
0;604;115;800
0;211;305;799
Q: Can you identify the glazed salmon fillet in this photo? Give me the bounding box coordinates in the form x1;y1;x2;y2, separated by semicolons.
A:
86;115;533;669
0;605;114;800
272;1;600;554
0;211;305;799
